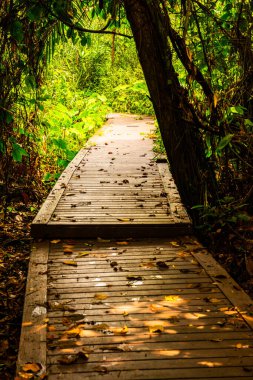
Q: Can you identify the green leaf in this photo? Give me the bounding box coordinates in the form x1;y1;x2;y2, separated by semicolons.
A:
216;134;234;153
10;21;24;43
12;143;29;162
228;106;246;116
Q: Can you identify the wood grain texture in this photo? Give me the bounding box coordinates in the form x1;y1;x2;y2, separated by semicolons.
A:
44;238;253;379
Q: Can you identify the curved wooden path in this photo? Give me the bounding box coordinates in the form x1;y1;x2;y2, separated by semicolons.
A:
17;114;253;380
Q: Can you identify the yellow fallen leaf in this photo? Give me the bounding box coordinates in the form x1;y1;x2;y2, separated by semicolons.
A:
63;260;77;266
164;295;181;302
236;343;249;349
50;239;61;244
94;293;108;300
123;311;129;316
116;241;128;245
78;252;90;257
65;328;81;337
149;325;164;333
113;325;128;335
17;372;34;379
117;218;132;222
170;241;180;247
22;363;41;373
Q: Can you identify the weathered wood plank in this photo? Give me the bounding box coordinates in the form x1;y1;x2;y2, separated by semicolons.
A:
16;241;49;378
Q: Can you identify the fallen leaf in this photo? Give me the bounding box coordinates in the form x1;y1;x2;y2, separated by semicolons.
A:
210;338;223;342
140;261;155;268
94;293;108;300
50;240;61;244
64;249;73;254
117;218;133;222
63;260;77;266
149;325;164;333
117;241;128;245
236;343;250;349
65;328;81;337
93;323;110;331
22;363;41;373
57;351;89;365
156;261;169;269
113;325;128;335
164;295;181;302
77;252;90;257
127;275;143;282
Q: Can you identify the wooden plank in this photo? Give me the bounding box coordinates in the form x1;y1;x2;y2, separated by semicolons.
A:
185;239;253;330
47;367;253;380
16;241;49;378
32;148;89;226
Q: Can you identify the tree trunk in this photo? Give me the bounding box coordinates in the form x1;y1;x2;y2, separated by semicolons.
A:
123;0;217;214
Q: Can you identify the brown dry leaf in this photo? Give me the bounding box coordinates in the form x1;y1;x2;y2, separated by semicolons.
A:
127;275;143;282
149;325;164;333
156;261;169;269
57;350;89;365
58;355;78;364
117;241;129;245
22;363;41;373
140;261;155;269
94;293;108;300
210;338;223;342
63;260;77;266
64;249;73;254
50;240;61;244
117;218;133;222
123;311;129;317
48;326;56;332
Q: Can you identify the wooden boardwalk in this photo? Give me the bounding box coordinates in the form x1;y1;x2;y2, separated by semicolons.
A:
31;114;191;238
17;114;253;379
